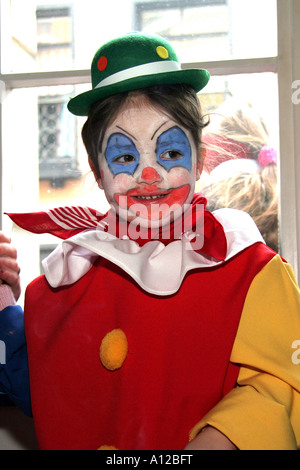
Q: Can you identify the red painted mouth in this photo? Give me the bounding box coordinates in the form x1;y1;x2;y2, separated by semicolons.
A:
115;184;191;219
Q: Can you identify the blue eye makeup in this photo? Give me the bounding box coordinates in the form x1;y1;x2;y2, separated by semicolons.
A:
156;127;191;172
105;133;140;176
104;127;191;176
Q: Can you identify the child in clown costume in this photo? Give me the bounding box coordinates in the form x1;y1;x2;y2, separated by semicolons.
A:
3;32;300;450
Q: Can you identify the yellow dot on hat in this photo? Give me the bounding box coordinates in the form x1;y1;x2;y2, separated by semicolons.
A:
97;56;107;71
100;328;128;371
156;46;169;59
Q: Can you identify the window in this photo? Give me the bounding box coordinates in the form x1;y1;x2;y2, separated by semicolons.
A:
36;6;73;71
135;0;230;62
36;6;79;185
135;0;233;112
1;0;299;308
38;94;80;187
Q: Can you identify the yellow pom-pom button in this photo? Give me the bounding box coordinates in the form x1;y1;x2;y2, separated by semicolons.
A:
100;329;128;371
98;445;118;450
156;46;169;59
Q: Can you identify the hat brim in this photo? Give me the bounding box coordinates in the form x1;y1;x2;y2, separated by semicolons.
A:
67;68;210;116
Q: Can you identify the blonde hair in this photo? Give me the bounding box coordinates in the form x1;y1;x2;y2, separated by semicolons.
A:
202;99;271;172
203;164;278;252
201;98;278;251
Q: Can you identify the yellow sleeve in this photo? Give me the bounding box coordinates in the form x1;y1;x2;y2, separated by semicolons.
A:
189;254;300;450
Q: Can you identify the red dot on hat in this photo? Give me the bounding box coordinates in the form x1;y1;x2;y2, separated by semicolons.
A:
97;56;107;71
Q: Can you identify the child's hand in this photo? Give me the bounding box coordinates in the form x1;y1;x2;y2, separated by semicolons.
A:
184;426;237;450
0;232;21;301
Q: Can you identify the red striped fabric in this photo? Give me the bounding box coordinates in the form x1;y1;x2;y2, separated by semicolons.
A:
5;194;227;260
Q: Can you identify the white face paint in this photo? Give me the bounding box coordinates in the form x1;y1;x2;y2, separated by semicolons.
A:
97;95;201;229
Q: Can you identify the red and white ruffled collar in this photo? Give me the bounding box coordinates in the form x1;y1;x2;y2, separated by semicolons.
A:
42;207;264;296
6;195;264;295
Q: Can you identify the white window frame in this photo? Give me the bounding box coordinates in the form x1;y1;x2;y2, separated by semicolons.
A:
0;0;299;280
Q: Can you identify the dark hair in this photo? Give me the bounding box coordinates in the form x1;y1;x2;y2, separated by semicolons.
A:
81;84;209;179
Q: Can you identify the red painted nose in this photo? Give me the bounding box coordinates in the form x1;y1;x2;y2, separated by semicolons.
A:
141;167;161;183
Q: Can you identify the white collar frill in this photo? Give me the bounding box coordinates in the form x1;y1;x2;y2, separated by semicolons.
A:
42;208;264;296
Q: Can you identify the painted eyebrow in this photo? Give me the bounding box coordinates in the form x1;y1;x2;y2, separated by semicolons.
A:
151;121;170;140
116;126;137;141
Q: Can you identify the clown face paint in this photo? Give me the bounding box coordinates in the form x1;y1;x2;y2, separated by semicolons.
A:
156;126;191;172
97;96;201;228
105;133;140;176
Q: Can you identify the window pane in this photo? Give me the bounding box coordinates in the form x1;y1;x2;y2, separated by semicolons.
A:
2;0;277;73
2;84;109;213
36;8;73;70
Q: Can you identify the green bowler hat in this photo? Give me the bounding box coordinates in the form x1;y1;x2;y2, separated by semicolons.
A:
67;32;210;116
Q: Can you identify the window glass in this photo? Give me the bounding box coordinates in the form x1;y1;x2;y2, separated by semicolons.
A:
36;7;73;70
38;93;80;185
136;1;230;62
2;0;277;73
1;85;108;213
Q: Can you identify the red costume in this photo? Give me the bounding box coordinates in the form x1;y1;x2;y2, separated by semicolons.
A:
7;197;285;450
24;241;274;450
